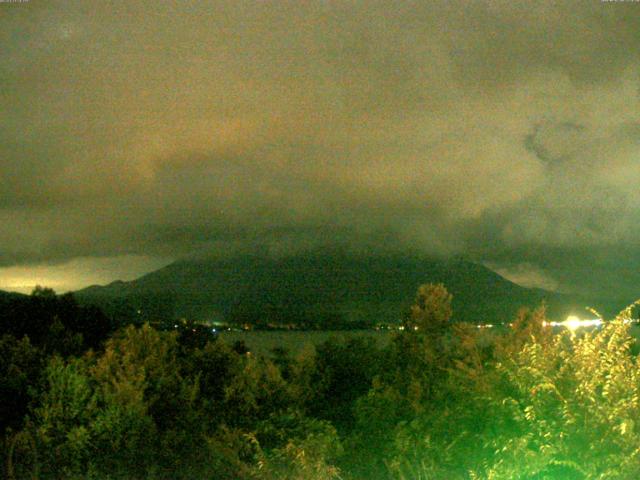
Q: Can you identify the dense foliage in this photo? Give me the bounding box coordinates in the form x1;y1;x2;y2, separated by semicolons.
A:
2;285;640;478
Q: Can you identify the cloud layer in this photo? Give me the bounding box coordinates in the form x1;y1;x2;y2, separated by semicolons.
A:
2;1;640;295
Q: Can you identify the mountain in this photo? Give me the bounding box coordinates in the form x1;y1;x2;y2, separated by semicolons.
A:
0;289;27;302
75;253;588;327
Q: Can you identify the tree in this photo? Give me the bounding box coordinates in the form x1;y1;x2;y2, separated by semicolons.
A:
30;286;56;299
0;288;112;356
252;410;343;480
478;315;640;479
223;354;293;429
0;335;43;433
405;283;452;333
20;324;204;478
30;357;98;478
390;283;455;402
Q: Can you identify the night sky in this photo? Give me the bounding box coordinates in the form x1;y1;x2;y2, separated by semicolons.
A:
2;1;640;297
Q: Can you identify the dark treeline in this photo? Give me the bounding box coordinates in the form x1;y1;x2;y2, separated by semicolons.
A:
2;284;640;479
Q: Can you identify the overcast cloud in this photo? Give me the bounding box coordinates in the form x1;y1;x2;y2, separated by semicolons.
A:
1;0;640;295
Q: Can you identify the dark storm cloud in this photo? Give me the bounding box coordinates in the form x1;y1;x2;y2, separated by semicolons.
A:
2;0;640;294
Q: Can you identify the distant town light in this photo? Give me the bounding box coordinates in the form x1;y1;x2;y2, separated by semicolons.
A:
565;316;602;330
564;315;583;331
542;315;603;331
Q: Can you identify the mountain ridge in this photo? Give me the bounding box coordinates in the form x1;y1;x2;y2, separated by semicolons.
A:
75;253;588;326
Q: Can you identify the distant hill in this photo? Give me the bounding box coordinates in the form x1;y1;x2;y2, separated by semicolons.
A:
0;289;27;303
0;289;23;297
75;253;589;327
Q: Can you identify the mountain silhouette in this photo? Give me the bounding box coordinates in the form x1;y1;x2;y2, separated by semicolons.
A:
75;253;587;327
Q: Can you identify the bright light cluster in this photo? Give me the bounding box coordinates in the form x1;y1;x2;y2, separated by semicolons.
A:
543;315;603;331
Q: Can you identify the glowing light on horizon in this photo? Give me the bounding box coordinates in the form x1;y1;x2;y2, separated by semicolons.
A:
543;315;603;330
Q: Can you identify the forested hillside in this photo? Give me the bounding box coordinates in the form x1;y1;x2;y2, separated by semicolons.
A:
76;254;590;327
